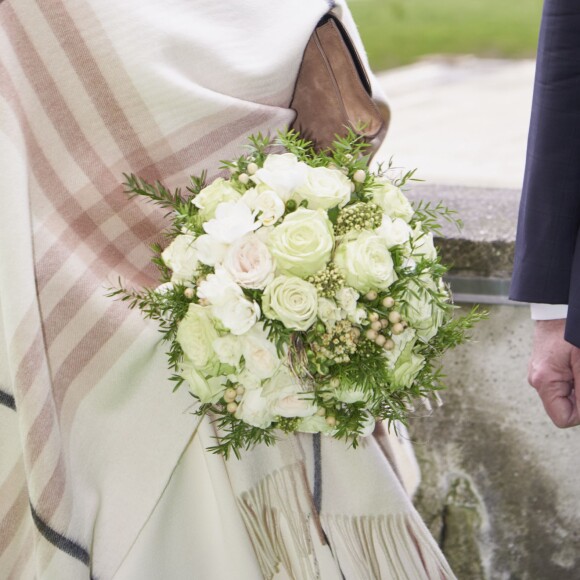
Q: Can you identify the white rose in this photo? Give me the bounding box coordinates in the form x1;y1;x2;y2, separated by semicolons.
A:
250;153;308;201
294;166;352;210
242;324;281;380
212;334;243;368
264;367;317;418
180;359;226;404
197;267;242;305
161;234;199;284
411;225;438;262
369;179;414;222
242;185;285;227
317;297;343;329
376;216;412;249
176;303;219;375
262;275;318;331
335;287;360;317
223;233;275;290
235;388;275;429
215;293;260;335
203;201;259;245
334;231;397;293
267;208;334;278
192;178;242;220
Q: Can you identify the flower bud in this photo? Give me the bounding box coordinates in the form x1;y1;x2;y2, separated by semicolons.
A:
382;296;395;309
388;311;402;324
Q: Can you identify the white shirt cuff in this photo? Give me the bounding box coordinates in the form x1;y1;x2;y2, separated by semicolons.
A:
530;303;568;320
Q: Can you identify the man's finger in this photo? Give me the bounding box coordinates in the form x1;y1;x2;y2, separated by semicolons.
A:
536;381;580;428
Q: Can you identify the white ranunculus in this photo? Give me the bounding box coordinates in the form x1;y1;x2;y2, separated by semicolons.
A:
400;278;445;342
194;234;228;266
176;304;220;375
197;267;242;306
242;324;280;380
264;366;317;418
242;185;286;227
180;359;226;404
317;297;343;328
334;231;397;293
192;178;242;220
262;275;318;331
216;293;261;336
411;225;438;262
294;165;352;210
223;233;275;290
376;216;412;249
203;201;259;245
369;178;414;223
335;287;360;317
235;388;275;429
212;334;243;368
267;208;334;278
161;234;199;284
250;153;308;201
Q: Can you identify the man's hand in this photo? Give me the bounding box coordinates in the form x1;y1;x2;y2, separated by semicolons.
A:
528;319;580;428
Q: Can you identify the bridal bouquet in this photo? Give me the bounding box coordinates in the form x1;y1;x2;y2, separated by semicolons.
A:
112;131;483;457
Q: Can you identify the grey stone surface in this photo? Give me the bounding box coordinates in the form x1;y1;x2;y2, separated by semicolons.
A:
410;304;580;579
406;184;520;278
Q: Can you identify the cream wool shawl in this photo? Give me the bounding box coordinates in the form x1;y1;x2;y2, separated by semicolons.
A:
0;1;455;578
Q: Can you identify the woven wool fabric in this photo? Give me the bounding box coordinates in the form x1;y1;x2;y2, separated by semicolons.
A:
0;1;454;578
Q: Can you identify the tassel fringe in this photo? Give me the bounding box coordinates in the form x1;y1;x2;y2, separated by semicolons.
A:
237;464;456;580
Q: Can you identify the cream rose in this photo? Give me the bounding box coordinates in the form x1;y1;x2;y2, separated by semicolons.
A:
161;234;199;284
262;275;318;331
235;388;275;429
250;153;308;201
267;208;334;278
334;231;397;293
369;179;414;223
192;178;242;220
242;324;281;380
294;165;352;210
176;303;220;375
223;233;275;290
264;367;317;418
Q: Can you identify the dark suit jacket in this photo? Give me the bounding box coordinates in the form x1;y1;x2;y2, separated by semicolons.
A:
510;0;580;347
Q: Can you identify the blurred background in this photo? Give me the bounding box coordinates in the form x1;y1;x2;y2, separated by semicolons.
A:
348;2;580;579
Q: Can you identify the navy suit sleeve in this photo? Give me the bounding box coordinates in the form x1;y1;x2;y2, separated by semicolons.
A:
510;0;580;321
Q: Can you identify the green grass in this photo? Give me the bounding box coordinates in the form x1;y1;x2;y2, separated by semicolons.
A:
350;0;544;70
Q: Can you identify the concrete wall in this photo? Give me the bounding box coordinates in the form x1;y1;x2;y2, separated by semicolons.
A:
410;304;580;579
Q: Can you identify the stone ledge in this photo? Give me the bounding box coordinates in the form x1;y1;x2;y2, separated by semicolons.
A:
406;184;520;280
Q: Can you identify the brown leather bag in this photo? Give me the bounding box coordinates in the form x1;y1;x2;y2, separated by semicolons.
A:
290;14;390;157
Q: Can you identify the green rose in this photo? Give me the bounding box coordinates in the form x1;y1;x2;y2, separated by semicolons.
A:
401;278;445;342
176;303;220;375
180;358;226;403
262;275;318;331
390;342;425;389
369;179;414;223
192;178;241;220
334;231;397;293
297;415;336;434
267;208;334;278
